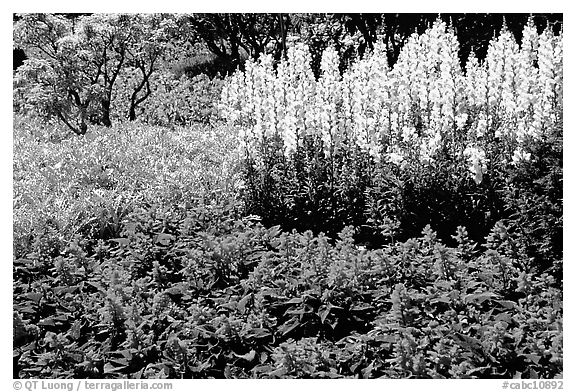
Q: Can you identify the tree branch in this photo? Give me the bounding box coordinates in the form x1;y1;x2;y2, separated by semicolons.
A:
57;110;85;135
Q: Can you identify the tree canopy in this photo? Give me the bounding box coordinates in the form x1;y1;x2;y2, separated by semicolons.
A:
13;13;179;134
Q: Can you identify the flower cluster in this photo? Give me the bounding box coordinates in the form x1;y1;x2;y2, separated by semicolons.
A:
221;19;562;183
463;146;488;185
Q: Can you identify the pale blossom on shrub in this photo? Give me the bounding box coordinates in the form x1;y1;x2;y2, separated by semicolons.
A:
464;146;488;184
419;132;442;165
512;148;532;165
455;113;468;130
387;151;405;167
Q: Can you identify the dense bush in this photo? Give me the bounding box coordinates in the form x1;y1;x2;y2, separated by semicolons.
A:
498;122;563;277
112;70;224;126
13;199;562;378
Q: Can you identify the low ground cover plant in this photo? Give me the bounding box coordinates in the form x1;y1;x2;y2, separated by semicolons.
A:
13;200;562;378
13;116;242;260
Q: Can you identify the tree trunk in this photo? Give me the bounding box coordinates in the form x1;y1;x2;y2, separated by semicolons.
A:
129;104;136;122
101;99;112;127
129;69;152;121
57;111;87;136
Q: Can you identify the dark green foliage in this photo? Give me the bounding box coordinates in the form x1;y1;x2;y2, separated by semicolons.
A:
242;135;375;242
240;123;562;279
500;125;563;279
13;202;562;378
12;12;563;380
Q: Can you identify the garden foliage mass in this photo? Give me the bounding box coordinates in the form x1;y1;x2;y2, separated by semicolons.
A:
13;17;562;379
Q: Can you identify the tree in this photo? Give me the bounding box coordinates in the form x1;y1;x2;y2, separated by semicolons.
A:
118;14;179;121
13;13;177;134
14;14;91;134
184;13;288;74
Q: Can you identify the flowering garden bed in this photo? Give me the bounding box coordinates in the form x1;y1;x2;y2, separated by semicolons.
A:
13;17;562;379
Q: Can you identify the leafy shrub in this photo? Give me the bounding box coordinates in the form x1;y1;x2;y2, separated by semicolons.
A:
112;71;224;126
12;111;563;378
499;122;563;277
